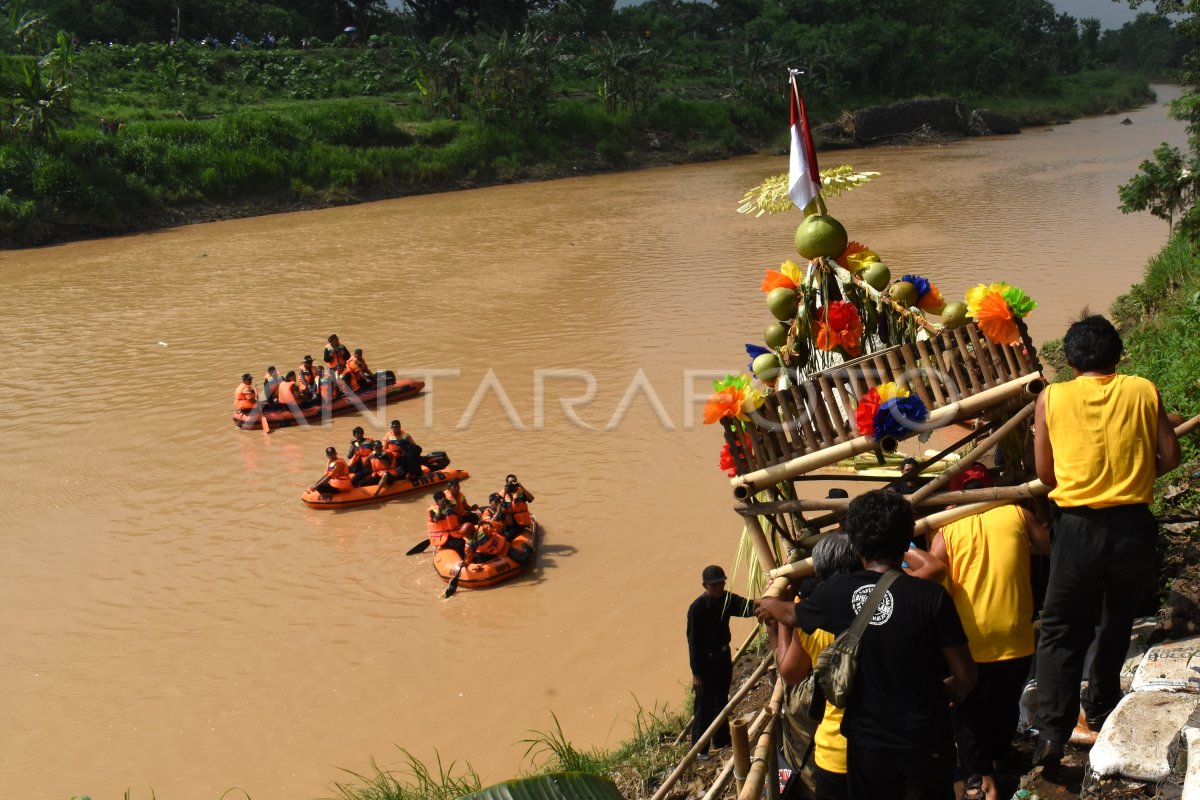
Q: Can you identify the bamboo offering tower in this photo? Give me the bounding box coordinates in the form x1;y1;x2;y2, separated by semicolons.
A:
667;157;1053;798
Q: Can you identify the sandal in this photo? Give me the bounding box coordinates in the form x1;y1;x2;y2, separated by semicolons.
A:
961;774;984;800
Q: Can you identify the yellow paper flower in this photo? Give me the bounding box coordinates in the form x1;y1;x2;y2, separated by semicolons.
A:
875;382;910;403
965;283;1010;318
779;259;804;284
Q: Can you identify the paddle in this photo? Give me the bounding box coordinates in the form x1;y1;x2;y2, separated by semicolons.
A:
260;405;270;433
406;539;431;556
443;562;464;598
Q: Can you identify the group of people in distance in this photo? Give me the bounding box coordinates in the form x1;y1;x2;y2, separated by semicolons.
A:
232;333;377;413
689;314;1183;800
428;475;536;568
311;420;426;498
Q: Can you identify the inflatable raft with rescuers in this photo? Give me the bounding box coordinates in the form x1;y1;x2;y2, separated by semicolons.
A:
428;476;537;593
303;421;463;508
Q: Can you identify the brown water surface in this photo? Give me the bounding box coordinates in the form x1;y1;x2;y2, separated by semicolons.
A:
0;86;1184;799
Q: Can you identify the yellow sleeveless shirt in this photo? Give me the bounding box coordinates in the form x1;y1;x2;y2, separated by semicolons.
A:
1045;374;1158;508
941;504;1033;663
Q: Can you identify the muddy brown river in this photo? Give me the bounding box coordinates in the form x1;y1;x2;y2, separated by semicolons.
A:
0;86;1185;799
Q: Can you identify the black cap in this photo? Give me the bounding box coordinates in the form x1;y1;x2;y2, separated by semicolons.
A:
701;565;726;585
354;348;362;354
303;354;313;361
241;373;252;380
826;488;849;499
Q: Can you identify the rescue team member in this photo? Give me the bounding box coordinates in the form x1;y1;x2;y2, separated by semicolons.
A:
482;493;518;538
686;565;756;761
399;439;425;480
262;366;283;406
276;370;303;407
1031;313;1181;767
344;348;374;392
323;334;350;377
446;478;471;516
234;373;257;411
369;441;400;496
461;512;509;565
503;475;534;529
309;365;333;404
428;491;464;556
298;355;317;391
384;419;415;457
311;446;351;499
346;426;376;486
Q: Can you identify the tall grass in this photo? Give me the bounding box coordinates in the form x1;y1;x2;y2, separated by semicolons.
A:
328;749;481;800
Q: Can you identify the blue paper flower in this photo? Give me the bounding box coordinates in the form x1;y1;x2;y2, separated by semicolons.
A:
901;274;931;299
745;343;770;372
872;395;928;441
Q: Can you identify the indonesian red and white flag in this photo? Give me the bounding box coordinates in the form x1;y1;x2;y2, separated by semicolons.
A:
787;72;821;211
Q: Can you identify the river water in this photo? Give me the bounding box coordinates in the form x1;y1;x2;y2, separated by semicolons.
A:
0;87;1184;799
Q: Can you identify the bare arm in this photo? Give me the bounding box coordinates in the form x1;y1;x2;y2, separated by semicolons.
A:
755;597;797;628
1034;390;1056;488
929;530;948;566
942;643;977;707
903;546;947;583
777;627;814;685
1156;391;1182;477
1021;507;1051;556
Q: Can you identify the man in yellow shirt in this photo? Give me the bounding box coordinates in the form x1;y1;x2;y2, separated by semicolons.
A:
1031;314;1180;767
930;466;1049;800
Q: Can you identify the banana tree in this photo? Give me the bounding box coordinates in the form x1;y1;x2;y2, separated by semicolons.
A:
457;772;624;800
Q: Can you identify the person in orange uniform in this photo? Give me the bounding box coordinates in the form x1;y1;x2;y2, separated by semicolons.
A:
461;511;509;565
276;370;304;407
323;334;350;377
481;492;516;537
343;348;373;392
502;474;534;530
383;419;415;456
929;465;1050;800
428;491;465;556
262;366;283;407
1031;313;1181;767
368;441;400;496
234;373;257;412
297;355;317;393
346;426;376;486
311;446;352;499
446;478;471;517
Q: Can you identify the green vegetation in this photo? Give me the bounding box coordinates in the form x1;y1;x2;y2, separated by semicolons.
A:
1;0;1187;247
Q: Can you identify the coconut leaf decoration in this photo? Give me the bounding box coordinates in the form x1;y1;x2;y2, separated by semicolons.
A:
737;166;881;217
456;772;625;800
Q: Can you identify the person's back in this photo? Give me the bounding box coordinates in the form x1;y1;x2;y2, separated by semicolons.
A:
277;372;302;406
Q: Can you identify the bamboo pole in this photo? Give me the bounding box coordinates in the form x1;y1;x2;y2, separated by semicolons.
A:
1177;412;1200;438
738;718;778;800
650;655;775;800
731;372;1043;497
700;683;783;800
743;513;782;575
906;400;1035;506
731;718;751;795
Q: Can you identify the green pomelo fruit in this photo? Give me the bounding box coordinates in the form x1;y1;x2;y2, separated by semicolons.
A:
862;261;891;291
767;287;799;321
794;215;849;260
764;321;790;350
941;301;968;329
888;280;919;308
752;352;782;381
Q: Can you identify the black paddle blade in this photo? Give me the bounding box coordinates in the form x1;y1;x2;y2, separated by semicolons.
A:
443;566;462;598
406;539;431;556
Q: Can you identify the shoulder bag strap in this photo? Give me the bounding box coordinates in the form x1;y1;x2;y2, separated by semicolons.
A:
845;569;902;639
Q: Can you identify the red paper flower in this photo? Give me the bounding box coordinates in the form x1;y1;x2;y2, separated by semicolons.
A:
814;300;864;357
856;387;881;436
719;442;737;476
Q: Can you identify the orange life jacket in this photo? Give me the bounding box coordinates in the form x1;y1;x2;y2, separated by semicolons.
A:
447;488;469;517
370;452;398;478
483;502;514;530
277;379;301;405
263;373;281;400
504;491;533;527
299;364;316;388
234;383;257;410
467;523;509;560
348;438;375;466
326;457;350;480
324;344;349;371
427;506;462;547
384;428;410;456
346;354;365;374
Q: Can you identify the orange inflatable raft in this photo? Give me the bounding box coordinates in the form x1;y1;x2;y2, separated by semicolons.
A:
432;518;538;590
301;467;469;509
234;372;423;430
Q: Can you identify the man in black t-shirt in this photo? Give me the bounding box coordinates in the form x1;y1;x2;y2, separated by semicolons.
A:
757;490;976;800
686;565;756;760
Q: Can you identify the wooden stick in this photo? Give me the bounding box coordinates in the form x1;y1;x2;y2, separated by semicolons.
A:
1177;412;1200;438
743;514;782;575
731;372;1043;496
950;327;981;394
738;716;778;800
785;381;821;453
906;400;1035;505
731;718;751;795
650;655;774;800
699;698;777;800
937;331;974;400
817;374;849;441
916;339;948;406
965;325;999;388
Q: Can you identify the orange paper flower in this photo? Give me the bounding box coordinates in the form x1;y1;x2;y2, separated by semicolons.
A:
814;300;864;357
703;389;746;425
836;242;879;272
760;269;798;293
975;291;1020;345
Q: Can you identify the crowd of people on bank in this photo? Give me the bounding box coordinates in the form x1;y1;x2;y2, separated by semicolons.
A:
688;314;1184;800
233;333;379;413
